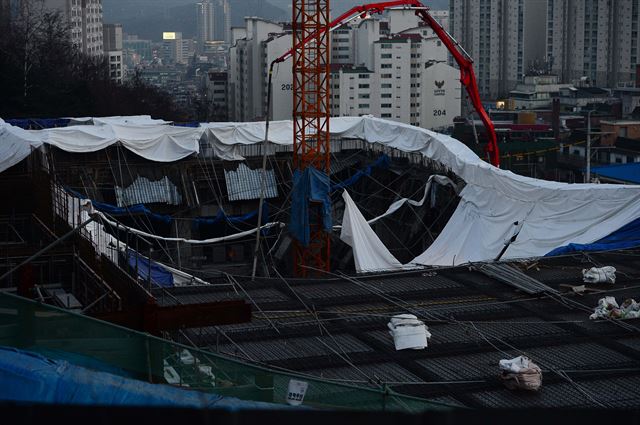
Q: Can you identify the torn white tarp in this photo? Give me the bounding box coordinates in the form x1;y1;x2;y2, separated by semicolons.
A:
368;175;458;226
387;314;431;351
205;117;640;265
582;266;617;284
340;190;406;273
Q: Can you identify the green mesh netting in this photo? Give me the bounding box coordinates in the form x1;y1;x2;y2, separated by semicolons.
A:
0;292;453;412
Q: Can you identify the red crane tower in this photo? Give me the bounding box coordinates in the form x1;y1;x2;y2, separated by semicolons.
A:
291;0;332;277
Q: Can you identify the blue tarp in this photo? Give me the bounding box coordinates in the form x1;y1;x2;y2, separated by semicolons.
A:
126;249;174;288
546;216;640;256
65;187;267;228
331;154;390;192
0;346;281;409
172;122;201;128
290;167;332;246
193;204;270;228
92;200;173;225
6;118;70;129
591;162;640;184
64;187;173;225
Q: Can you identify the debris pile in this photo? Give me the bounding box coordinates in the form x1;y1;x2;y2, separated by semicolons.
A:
499;356;542;391
590;296;640;320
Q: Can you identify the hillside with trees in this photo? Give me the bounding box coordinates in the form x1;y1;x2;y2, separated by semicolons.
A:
0;2;187;120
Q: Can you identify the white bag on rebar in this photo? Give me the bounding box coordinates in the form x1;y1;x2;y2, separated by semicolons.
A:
387;314;431;351
499;356;542;391
499;356;531;373
582;266;616;284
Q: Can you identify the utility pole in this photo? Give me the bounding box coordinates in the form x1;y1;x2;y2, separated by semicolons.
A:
586;110;593;183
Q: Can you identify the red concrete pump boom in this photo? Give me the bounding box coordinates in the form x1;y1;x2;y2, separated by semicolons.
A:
274;0;500;167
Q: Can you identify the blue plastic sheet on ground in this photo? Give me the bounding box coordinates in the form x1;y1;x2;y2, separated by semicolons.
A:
0;346;284;410
290;167;332;246
331;154;390;192
546;216;640;256
126;249;174;288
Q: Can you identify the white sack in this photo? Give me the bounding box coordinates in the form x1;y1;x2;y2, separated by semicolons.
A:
583;266;617;284
387;314;431;351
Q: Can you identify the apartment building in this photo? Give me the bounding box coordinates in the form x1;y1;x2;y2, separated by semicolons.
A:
197;0;231;48
449;0;546;99
229;12;460;130
547;0;640;88
162;32;195;65
103;23;122;84
45;0;103;57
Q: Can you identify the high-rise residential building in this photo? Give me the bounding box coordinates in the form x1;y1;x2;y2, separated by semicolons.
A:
196;1;215;47
103;23;123;84
45;0;103;57
229;13;460;130
197;0;231;47
449;0;546;99
214;0;231;44
546;0;640;88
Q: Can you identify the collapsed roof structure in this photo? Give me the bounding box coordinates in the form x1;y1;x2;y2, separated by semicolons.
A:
3;115;640;270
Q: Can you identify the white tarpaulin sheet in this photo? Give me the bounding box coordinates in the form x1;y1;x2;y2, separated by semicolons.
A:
340;190;406;273
0;124;43;172
0;117;203;170
4;115;640;266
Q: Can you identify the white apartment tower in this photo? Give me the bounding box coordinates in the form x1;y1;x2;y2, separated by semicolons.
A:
449;0;546;99
45;0;103;57
103;23;123;84
546;0;640;88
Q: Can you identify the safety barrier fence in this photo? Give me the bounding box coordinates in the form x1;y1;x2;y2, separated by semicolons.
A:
0;291;452;412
